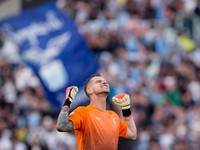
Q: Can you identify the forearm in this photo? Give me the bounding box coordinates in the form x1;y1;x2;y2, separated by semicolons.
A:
112;93;137;140
56;107;73;132
124;115;137;140
57;86;78;132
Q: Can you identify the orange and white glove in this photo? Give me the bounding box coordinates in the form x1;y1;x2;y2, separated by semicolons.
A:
63;86;79;109
65;86;79;102
112;93;132;117
112;93;130;109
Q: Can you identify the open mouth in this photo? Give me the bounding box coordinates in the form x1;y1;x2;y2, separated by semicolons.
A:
102;85;108;88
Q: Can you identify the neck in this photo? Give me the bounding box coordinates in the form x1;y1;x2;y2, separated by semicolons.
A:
90;94;107;112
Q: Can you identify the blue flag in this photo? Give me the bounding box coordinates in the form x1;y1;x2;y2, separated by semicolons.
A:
0;2;99;108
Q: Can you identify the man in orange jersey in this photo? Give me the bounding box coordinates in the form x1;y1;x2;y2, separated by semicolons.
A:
56;74;137;150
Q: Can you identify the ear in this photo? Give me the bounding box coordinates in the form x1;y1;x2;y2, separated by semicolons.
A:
87;87;93;95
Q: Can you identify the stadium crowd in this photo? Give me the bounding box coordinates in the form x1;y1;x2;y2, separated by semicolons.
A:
1;0;200;150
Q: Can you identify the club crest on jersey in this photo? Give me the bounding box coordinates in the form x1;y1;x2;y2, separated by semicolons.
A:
111;117;116;124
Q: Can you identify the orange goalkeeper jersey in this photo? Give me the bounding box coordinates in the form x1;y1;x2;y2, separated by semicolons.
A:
68;105;128;150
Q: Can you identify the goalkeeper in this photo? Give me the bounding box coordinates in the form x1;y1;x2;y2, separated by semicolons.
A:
56;74;137;150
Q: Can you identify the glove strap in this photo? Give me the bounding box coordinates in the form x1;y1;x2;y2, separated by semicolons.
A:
62;98;71;110
122;108;132;117
122;105;130;110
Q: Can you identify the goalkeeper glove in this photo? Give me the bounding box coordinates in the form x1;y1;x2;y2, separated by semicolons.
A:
112;93;132;117
63;86;79;109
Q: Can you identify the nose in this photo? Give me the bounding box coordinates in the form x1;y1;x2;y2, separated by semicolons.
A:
102;80;107;84
102;81;108;87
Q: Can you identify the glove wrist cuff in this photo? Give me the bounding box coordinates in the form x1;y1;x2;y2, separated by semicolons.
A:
122;108;132;117
122;105;130;110
63;98;71;108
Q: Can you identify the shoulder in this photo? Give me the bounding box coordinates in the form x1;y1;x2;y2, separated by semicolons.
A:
107;110;119;117
71;106;93;114
72;106;88;113
69;106;89;117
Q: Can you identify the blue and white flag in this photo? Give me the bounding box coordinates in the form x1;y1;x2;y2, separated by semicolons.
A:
0;2;99;108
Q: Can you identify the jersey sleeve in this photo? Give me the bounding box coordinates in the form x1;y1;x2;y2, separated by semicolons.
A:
119;119;128;138
68;107;86;131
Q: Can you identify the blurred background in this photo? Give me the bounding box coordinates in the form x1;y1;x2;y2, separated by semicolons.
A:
0;0;200;150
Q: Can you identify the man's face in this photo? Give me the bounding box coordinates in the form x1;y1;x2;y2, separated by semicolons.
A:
88;76;110;96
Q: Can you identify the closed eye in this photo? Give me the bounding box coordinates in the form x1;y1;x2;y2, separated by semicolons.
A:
95;79;107;84
96;80;101;83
